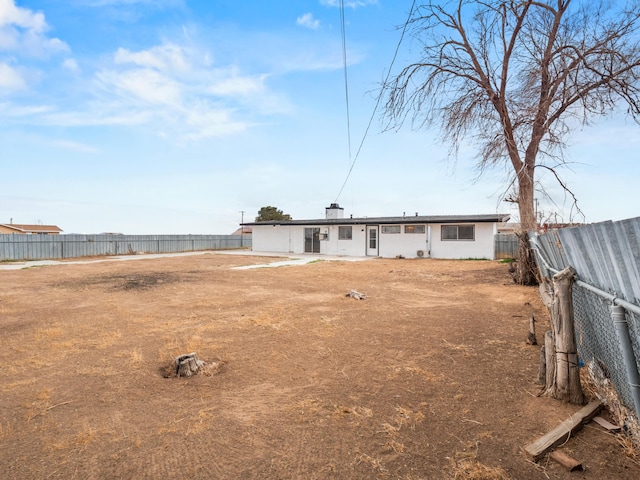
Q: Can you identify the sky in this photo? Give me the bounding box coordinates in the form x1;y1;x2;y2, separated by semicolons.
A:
0;0;638;234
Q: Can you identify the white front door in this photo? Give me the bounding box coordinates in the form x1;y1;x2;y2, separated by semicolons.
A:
366;226;378;256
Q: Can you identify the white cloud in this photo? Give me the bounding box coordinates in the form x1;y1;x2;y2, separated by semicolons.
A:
74;0;182;7
52;139;100;154
62;58;79;72
114;43;188;72
97;68;183;106
0;0;68;56
0;0;46;30
85;41;290;140
0;62;25;90
320;0;377;8
297;13;320;30
0;102;53;116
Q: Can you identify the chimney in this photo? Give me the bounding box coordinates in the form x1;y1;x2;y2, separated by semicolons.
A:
325;203;344;219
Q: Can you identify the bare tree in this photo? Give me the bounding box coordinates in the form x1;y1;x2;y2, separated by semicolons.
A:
383;0;640;284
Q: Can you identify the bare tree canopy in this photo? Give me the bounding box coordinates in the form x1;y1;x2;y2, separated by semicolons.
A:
383;0;640;237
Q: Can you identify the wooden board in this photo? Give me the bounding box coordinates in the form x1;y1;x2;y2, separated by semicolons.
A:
592;416;621;432
549;451;583;471
524;400;603;461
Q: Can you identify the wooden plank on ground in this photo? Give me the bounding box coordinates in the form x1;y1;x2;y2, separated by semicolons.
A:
549;451;583;471
524;400;603;461
592;416;621;432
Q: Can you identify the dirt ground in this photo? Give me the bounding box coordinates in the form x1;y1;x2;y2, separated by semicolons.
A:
1;252;638;479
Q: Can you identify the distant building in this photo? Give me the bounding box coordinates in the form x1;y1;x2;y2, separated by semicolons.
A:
231;226;252;237
0;223;63;235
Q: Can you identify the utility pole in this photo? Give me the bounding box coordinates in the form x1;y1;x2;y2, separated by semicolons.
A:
239;210;245;248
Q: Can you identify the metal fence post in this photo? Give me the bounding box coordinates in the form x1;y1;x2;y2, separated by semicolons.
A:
612;305;640;417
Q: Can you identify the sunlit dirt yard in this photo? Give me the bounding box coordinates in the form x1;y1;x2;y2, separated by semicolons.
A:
1;252;638;479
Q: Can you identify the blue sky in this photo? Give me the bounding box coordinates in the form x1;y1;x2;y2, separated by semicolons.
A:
1;0;638;234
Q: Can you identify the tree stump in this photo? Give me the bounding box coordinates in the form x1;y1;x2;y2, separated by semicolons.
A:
174;352;205;377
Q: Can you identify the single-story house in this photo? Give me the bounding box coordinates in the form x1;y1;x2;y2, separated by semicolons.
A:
0;223;63;235
243;204;510;259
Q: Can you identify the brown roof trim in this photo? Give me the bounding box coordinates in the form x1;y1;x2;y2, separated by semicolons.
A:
0;224;63;233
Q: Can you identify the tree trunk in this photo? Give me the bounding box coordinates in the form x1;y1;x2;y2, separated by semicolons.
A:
514;165;539;286
515;232;539;286
545;267;584;404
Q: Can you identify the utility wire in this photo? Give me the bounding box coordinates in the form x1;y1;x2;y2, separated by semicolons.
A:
339;0;352;160
334;0;417;203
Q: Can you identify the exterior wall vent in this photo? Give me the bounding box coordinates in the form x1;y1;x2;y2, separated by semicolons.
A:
416;250;425;257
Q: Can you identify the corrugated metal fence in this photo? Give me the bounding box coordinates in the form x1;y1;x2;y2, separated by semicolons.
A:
0;234;252;261
494;233;519;260
531;217;640;423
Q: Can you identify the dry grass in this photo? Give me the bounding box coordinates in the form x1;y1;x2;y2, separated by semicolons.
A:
581;362;640;457
354;451;390;476
445;437;513;480
450;458;512;480
387;365;440;382
442;339;476;357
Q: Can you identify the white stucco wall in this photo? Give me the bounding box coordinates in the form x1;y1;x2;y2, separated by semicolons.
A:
251;222;497;259
377;229;428;258
429;223;496;260
251;225;295;253
323;225;367;256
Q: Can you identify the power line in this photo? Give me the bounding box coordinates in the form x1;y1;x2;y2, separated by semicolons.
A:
334;0;417;203
339;0;352;160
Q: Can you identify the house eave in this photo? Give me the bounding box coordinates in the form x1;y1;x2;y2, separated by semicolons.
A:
243;214;510;227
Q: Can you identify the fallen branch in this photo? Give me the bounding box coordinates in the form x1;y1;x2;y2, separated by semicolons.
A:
29;401;75;421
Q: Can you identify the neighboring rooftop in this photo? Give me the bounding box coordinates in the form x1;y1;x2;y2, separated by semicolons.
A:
0;224;63;234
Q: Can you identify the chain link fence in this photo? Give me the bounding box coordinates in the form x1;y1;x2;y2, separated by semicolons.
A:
531;219;640;442
572;285;638;409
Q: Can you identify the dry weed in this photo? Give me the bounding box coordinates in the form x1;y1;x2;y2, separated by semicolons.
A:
387;365;439;382
332;404;373;419
185;406;217;436
581;363;640;456
354;451;390;476
442;339;475;357
384;439;406;454
87;329;123;349
449;458;512;480
161;334;207;359
35;327;64;340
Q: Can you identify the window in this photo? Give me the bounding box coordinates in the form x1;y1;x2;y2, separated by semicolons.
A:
381;225;401;234
338;226;352;240
441;225;475;241
404;225;425;234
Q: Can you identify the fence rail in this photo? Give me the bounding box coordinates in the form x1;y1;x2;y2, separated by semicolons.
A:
532;217;640;426
0;234;252;261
